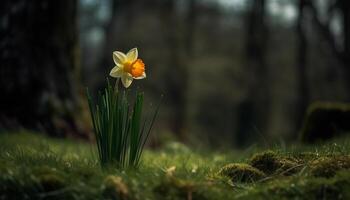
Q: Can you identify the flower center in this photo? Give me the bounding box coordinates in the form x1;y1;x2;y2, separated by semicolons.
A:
124;59;145;77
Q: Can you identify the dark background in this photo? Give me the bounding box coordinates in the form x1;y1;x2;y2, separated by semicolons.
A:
1;0;349;148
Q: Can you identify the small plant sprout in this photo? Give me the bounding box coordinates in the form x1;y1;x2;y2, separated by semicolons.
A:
87;47;159;169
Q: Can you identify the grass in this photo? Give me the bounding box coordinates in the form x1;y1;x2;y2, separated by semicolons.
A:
1;131;350;199
87;80;159;168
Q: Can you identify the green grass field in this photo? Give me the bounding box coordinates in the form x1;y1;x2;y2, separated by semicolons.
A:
1;131;350;200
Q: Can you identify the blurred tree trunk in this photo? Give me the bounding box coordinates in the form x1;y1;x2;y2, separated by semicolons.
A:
306;0;350;92
295;0;310;133
110;0;136;27
335;0;350;95
186;0;196;56
236;0;269;146
0;0;88;138
161;0;189;141
332;0;350;91
340;1;350;62
111;0;130;16
99;0;134;92
294;0;350;134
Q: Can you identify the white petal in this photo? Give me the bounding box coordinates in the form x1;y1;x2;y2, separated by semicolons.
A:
121;73;133;88
126;48;138;63
113;51;126;65
109;66;123;78
116;62;123;68
134;72;146;79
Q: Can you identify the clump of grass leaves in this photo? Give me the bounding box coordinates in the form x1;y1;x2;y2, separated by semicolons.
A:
87;80;158;169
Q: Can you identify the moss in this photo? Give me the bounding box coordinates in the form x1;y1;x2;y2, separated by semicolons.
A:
249;151;280;175
249;151;300;175
268;178;345;200
218;163;265;183
37;173;66;192
163;142;191;154
292;152;319;163
310;156;350;178
153;176;207;200
2;131;350;199
0;161;15;175
275;159;300;176
32;166;66;192
102;175;129;200
238;171;350;200
300;101;350;143
69;166;98;181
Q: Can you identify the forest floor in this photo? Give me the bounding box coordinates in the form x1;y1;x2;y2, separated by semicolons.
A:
1;131;350;200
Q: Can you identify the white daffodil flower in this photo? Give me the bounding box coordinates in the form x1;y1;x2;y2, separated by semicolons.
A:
109;48;146;88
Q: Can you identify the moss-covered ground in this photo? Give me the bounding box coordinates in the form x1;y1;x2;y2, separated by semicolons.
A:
1;131;350;200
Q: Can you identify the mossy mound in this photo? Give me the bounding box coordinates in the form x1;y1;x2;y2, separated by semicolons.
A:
37;173;66;192
300;101;350;143
238;171;350;200
102;175;129;200
0;166;68;199
310;156;350;178
292;152;319;162
249;151;280;175
218;163;265;183
249;151;300;175
32;166;67;192
153;176;206;200
1;131;350;199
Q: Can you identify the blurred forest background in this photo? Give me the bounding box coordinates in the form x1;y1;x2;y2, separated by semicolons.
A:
1;0;349;148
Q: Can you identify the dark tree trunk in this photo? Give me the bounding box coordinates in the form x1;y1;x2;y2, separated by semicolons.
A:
306;0;350;93
295;0;310;132
99;0;134;92
236;0;269;146
186;0;196;56
0;0;88;138
341;1;350;62
111;0;130;16
161;0;189;141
